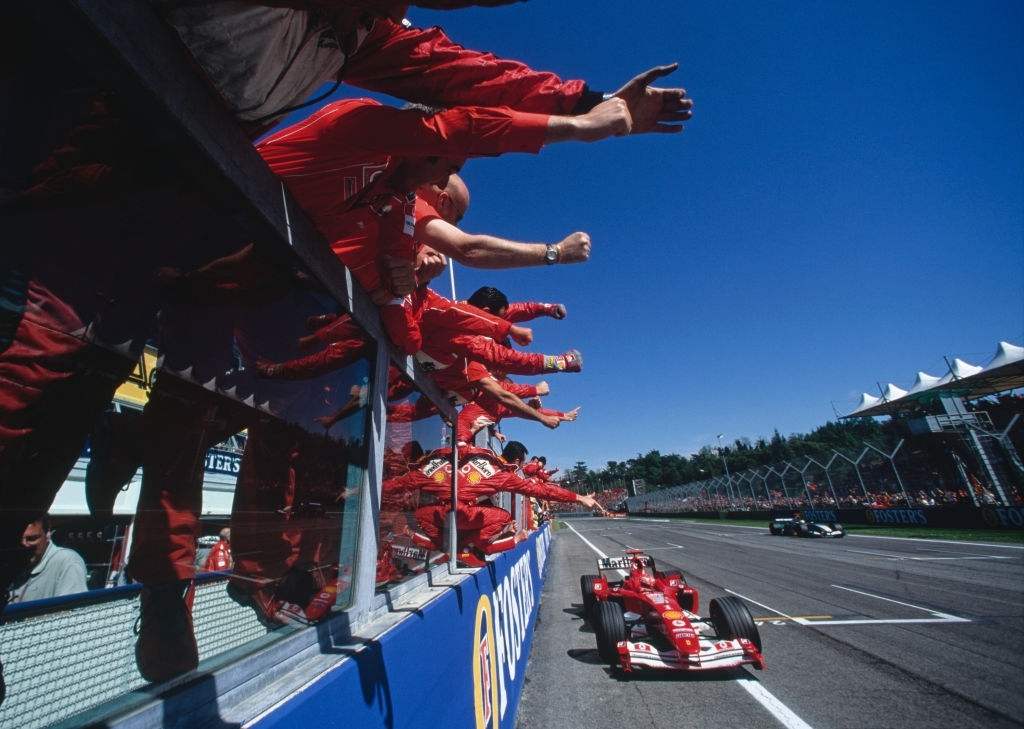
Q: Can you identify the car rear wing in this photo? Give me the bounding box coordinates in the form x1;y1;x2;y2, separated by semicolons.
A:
597;554;651;571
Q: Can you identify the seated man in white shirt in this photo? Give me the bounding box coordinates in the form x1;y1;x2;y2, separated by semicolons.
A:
8;514;88;604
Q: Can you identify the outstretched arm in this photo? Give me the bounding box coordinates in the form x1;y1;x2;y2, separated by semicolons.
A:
477;377;560;429
503;302;568;323
419;221;591;269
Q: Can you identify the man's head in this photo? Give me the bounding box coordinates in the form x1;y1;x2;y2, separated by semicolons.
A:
467;286;509;317
399;156;466;191
21;515;51;568
537;456;547;466
219;528;231;542
502;441;529;466
419;174;470;225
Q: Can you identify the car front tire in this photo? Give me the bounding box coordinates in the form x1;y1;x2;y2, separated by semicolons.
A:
593;600;627;666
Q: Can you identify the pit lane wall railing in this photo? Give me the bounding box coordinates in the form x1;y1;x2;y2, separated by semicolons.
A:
628;505;1024;530
252;525;553;729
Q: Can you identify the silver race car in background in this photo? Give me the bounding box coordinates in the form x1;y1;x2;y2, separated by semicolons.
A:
769;515;844;538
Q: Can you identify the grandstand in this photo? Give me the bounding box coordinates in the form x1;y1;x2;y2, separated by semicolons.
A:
626;341;1024;523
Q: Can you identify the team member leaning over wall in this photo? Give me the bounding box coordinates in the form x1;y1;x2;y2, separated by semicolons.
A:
383;441;606;565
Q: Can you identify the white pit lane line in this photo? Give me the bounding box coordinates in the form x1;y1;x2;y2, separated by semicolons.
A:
565;522;816;729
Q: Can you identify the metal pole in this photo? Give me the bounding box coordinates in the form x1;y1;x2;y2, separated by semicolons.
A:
447;443;460;571
717;434;734;506
887;440;912;506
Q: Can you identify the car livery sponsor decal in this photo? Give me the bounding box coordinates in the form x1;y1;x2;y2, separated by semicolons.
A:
661;610;682;619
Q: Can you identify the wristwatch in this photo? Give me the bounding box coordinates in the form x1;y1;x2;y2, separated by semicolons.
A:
544;244;559;265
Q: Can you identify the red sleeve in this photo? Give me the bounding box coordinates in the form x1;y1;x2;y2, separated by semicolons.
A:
504;475;578;503
528;478;576;502
345;19;586;115
503;302;554;323
323;102;550;158
387;397;441;424
502;381;539;398
381;295;422;355
420;295;512;340
523;463;542;477
414;196;443;238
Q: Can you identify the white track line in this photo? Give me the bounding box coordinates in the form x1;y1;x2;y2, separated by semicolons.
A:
628;518;1024;550
566;522;815;729
725;589;810;625
735;679;815;729
830;584;967;621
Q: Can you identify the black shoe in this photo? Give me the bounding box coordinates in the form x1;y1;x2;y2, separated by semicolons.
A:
135;582;198;683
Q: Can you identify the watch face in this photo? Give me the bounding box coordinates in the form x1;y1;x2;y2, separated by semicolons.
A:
545;246;558;262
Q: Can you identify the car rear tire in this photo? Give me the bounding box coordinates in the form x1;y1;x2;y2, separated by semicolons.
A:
709;596;762;651
593;600;627;666
580;574;599;618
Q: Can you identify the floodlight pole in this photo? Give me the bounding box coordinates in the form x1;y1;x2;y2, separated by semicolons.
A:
717;434;733;506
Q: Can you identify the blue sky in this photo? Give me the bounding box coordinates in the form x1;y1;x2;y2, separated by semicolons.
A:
289;1;1024;473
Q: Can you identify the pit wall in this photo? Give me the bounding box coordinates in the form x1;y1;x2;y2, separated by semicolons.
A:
254;525;553;729
629;506;1024;529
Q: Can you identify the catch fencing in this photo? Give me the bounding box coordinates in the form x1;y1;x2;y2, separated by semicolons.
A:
626;429;1024;514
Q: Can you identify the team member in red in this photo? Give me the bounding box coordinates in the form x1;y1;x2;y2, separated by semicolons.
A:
254;93;642;343
383;441;603;563
415;175;593;269
201;528;233;572
456;382;580;443
523;456;558;481
156;2;693;137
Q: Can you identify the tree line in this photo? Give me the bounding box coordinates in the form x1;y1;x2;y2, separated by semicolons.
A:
561;418;899;493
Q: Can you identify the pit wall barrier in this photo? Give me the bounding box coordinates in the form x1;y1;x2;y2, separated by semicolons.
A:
629;506;1024;529
254;525;553;729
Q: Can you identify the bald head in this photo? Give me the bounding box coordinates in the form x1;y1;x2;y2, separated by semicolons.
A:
419;174;470;225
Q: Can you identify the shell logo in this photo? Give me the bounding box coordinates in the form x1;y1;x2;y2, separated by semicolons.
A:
661;610;683;620
433;471;447;483
472;596;500;729
467;470;483;485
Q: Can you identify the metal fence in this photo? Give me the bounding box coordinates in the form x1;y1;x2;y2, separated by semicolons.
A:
627;426;1024;513
0;577;272;729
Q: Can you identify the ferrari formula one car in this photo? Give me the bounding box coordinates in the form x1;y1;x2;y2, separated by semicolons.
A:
579;549;765;673
769;516;844;538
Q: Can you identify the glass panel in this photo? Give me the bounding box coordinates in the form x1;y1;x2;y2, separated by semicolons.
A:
0;54;373;727
377;383;449;590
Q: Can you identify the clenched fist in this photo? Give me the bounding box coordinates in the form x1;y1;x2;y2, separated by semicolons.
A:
556;232;591;264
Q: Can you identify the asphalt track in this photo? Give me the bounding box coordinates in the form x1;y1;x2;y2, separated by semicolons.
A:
515;517;1024;729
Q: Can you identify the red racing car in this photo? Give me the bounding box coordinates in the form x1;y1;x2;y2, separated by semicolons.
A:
580;549;765;672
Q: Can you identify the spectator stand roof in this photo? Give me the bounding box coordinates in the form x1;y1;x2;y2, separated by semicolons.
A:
843;341;1024;418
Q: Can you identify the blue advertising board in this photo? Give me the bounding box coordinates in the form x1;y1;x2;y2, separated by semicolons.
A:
255;526;553;729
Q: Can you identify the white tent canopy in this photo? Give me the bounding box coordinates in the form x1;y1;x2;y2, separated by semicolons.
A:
849;392;882;415
906;371;942;396
843;340;1024;417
